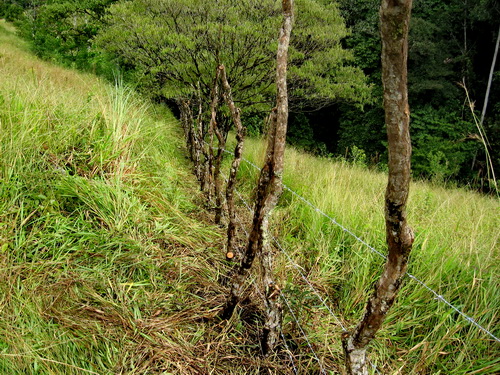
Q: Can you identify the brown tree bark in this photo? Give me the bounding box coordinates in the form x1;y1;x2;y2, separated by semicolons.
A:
179;99;191;152
219;65;246;260
342;1;414;374
199;92;213;196
220;0;294;356
206;68;227;224
213;132;226;224
180;99;203;182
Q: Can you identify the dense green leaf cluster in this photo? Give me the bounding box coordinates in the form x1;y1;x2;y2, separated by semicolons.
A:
95;0;280;108
94;0;370;111
0;1;25;21
288;0;372;109
334;0;500;190
12;0;118;75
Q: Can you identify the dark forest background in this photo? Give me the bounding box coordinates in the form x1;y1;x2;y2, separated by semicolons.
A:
2;0;499;191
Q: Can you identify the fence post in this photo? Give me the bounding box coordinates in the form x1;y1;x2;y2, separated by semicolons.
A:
342;0;414;373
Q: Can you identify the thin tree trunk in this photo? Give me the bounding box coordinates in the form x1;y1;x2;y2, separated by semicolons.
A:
181;100;203;181
213;122;226;224
179;99;190;151
206;68;226;222
180;101;193;161
219;65;246;260
342;1;414;374
200;86;213;196
220;0;294;356
480;24;500;126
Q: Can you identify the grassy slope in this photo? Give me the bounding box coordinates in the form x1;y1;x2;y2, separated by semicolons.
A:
0;21;262;375
235;133;499;373
1;19;498;374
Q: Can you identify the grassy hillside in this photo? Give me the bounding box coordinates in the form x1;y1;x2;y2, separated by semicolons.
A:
233;136;499;373
0;20;240;374
1;19;498;374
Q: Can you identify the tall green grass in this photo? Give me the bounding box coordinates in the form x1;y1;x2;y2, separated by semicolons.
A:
231;130;499;373
0;20;242;374
2;18;498;374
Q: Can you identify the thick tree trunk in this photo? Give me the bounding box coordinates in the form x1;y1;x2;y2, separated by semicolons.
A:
260;0;294;352
342;1;414;374
220;0;294;356
219;65;246;260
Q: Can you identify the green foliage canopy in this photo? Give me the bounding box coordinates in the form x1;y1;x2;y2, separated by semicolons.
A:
288;0;372;110
15;0;118;71
95;0;371;110
0;0;25;21
95;0;279;108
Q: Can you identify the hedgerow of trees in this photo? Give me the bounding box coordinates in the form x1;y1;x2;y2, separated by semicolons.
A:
2;0;498;372
3;0;498;188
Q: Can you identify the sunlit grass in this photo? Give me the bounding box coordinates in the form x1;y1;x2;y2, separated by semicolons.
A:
1;17;498;374
235;124;499;373
0;21;236;374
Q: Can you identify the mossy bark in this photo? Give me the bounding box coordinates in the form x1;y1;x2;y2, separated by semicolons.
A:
343;0;414;373
221;0;294;355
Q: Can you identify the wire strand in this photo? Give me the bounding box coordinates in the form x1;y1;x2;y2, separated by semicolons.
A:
231;187;346;331
281;292;327;375
213;145;499;343
223;172;404;374
280;331;299;375
226;150;500;344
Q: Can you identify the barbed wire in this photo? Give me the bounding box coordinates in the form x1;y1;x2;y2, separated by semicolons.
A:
281;185;388;260
213;144;500;344
230;184;383;374
220;164;391;374
222;174;325;373
406;274;500;342
271;236;347;331
282;177;500;343
204;143;499;375
281;292;327;375
280;331;299;375
231;186;347;331
370;359;383;375
249;274;302;374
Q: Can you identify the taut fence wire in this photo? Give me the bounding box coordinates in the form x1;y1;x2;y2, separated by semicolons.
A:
229;175;383;374
223;172;382;374
216;146;500;345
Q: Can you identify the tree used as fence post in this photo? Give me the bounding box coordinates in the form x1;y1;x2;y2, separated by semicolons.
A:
220;0;294;355
197;90;214;196
342;0;414;374
179;99;190;152
219;65;246;260
180;99;204;182
206;68;228;223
